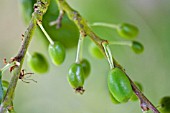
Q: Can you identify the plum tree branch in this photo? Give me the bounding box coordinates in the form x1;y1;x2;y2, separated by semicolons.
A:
0;0;50;112
56;0;160;112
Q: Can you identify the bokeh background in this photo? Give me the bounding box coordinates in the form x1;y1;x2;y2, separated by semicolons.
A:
0;0;170;113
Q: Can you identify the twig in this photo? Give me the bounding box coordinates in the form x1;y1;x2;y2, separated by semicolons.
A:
0;0;50;112
49;10;65;29
56;0;160;112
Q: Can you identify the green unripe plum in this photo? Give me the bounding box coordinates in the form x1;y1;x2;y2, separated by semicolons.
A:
48;41;65;66
158;96;170;113
67;63;84;92
108;67;133;102
27;52;49;74
131;41;144;54
117;23;139;39
89;42;104;59
130;81;143;101
80;59;91;79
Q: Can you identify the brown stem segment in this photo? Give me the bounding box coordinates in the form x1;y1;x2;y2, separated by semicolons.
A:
129;78;159;112
56;0;160;113
0;0;50;112
49;10;65;29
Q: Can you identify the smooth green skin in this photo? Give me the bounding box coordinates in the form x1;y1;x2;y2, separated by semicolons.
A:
131;41;144;54
117;23;139;39
80;59;91;79
67;63;84;89
130;81;143;101
158;96;170;113
48;41;66;66
27;52;49;74
109;92;120;104
19;0;79;48
89;42;104;59
108;67;133;102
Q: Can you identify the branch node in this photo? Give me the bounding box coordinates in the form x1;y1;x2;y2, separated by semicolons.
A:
49;10;65;29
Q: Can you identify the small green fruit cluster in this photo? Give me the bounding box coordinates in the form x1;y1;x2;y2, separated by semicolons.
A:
20;0;145;108
67;59;91;93
117;23;144;54
27;41;66;74
89;23;144;59
24;0;67;74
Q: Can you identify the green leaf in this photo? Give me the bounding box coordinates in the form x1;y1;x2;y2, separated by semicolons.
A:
19;0;79;48
0;71;4;103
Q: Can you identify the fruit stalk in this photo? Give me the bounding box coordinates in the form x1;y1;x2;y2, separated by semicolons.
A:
38;22;54;45
75;34;84;63
56;0;159;112
0;0;50;112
